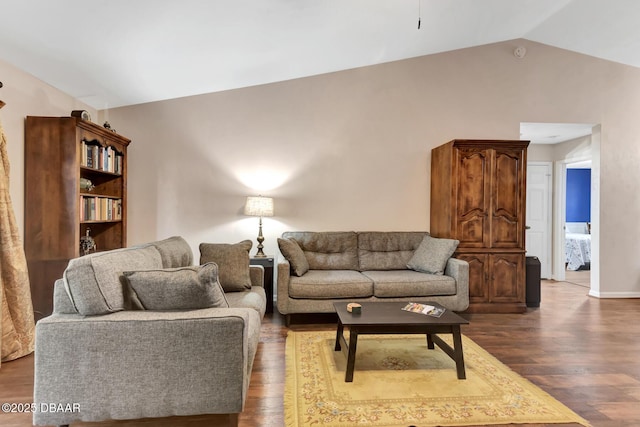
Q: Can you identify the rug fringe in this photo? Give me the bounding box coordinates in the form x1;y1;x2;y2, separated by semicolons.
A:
283;330;298;427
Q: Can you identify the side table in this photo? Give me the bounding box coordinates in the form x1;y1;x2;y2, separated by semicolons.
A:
250;255;275;313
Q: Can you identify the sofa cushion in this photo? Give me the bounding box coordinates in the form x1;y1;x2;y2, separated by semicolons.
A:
123;263;229;310
363;270;456;297
407;235;460;275
147;236;193;268
278;237;309;276
224;287;267;317
64;245;163;316
283;231;358;270
199;240;253;292
358;231;427;271
288;270;373;299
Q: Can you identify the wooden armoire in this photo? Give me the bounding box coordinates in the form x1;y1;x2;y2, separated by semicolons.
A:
430;139;529;313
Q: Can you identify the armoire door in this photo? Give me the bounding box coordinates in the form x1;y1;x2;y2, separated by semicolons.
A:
491;147;526;248
456;252;489;303
455;148;491;248
488;253;524;302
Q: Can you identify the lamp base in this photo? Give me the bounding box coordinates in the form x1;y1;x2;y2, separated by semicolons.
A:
254;218;267;257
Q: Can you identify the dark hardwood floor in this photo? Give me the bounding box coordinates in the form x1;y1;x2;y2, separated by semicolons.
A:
2;280;639;427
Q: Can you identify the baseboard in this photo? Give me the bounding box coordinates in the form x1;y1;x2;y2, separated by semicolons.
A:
588;290;640;298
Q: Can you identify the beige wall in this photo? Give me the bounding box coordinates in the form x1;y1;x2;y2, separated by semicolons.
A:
527;144;555;162
0;58;96;233
5;38;640;297
554;135;593;163
105;39;640;296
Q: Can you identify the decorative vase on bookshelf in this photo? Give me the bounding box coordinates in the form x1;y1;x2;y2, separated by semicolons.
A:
24;116;131;320
80;228;97;256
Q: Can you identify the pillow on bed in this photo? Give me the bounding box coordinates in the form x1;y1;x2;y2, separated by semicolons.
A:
565;222;589;234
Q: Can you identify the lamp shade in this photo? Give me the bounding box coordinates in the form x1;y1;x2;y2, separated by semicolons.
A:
244;196;274;217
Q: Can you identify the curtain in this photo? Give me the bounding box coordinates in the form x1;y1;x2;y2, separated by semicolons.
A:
0;118;35;366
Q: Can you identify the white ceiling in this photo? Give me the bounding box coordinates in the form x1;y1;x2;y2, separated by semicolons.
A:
1;0;639;113
520;122;595;144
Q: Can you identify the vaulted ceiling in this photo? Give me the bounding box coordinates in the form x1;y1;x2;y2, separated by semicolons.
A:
1;0;639;110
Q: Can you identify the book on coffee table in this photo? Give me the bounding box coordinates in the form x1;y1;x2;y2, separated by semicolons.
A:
401;302;446;318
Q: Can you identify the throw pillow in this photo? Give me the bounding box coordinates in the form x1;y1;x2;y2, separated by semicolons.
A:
64;245;163;315
407;235;460;275
199;240;253;292
278;238;309;276
122;263;229;310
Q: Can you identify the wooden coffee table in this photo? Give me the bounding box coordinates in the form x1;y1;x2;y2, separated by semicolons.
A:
333;301;469;382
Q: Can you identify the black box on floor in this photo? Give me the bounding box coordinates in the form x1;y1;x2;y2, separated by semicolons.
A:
526;256;541;308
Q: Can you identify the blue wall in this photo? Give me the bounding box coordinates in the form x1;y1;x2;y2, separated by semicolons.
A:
566;168;591;222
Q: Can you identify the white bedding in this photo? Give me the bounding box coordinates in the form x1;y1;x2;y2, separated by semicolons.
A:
565;233;591;271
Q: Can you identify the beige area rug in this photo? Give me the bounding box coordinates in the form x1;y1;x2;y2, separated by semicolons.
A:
285;330;591;427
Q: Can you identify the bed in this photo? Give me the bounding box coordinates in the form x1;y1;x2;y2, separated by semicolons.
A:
565;222;591;271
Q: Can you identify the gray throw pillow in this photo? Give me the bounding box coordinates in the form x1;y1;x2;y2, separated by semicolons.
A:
122;263;229;310
407;235;460;275
64;245;163;315
278;237;309;276
199;240;253;292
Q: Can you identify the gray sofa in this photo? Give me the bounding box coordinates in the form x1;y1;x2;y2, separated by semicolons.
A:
277;231;469;323
33;236;266;427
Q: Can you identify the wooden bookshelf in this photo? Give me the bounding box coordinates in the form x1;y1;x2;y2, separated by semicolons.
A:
24;116;131;320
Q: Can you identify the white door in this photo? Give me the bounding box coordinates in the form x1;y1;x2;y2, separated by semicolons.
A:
526;162;552;278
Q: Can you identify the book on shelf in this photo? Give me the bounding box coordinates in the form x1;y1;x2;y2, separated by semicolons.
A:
401;302;446;318
81;140;87;167
80;196;122;221
81;140;99;169
80;140;123;174
80;140;96;168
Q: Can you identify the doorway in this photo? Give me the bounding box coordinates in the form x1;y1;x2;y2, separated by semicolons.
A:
564;160;592;286
554;147;599;295
521;122;599;294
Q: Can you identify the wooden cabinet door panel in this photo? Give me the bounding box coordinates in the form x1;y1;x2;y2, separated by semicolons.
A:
489;253;524;302
456;149;490;247
491;149;524;248
456;252;488;303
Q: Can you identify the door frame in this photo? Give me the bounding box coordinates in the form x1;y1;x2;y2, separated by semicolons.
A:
552;161;567;282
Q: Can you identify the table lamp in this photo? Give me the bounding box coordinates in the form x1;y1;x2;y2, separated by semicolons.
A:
244;196;274;257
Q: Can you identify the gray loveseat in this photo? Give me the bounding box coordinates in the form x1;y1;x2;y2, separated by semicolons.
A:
277;231;469;323
33;236;266;427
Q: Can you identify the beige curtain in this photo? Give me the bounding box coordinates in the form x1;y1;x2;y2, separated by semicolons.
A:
0;118;35;366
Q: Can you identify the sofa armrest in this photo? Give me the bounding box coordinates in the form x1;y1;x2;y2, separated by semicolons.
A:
250;264;265;288
276;260;291;314
53;279;77;314
33;308;261;426
445;257;469;308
